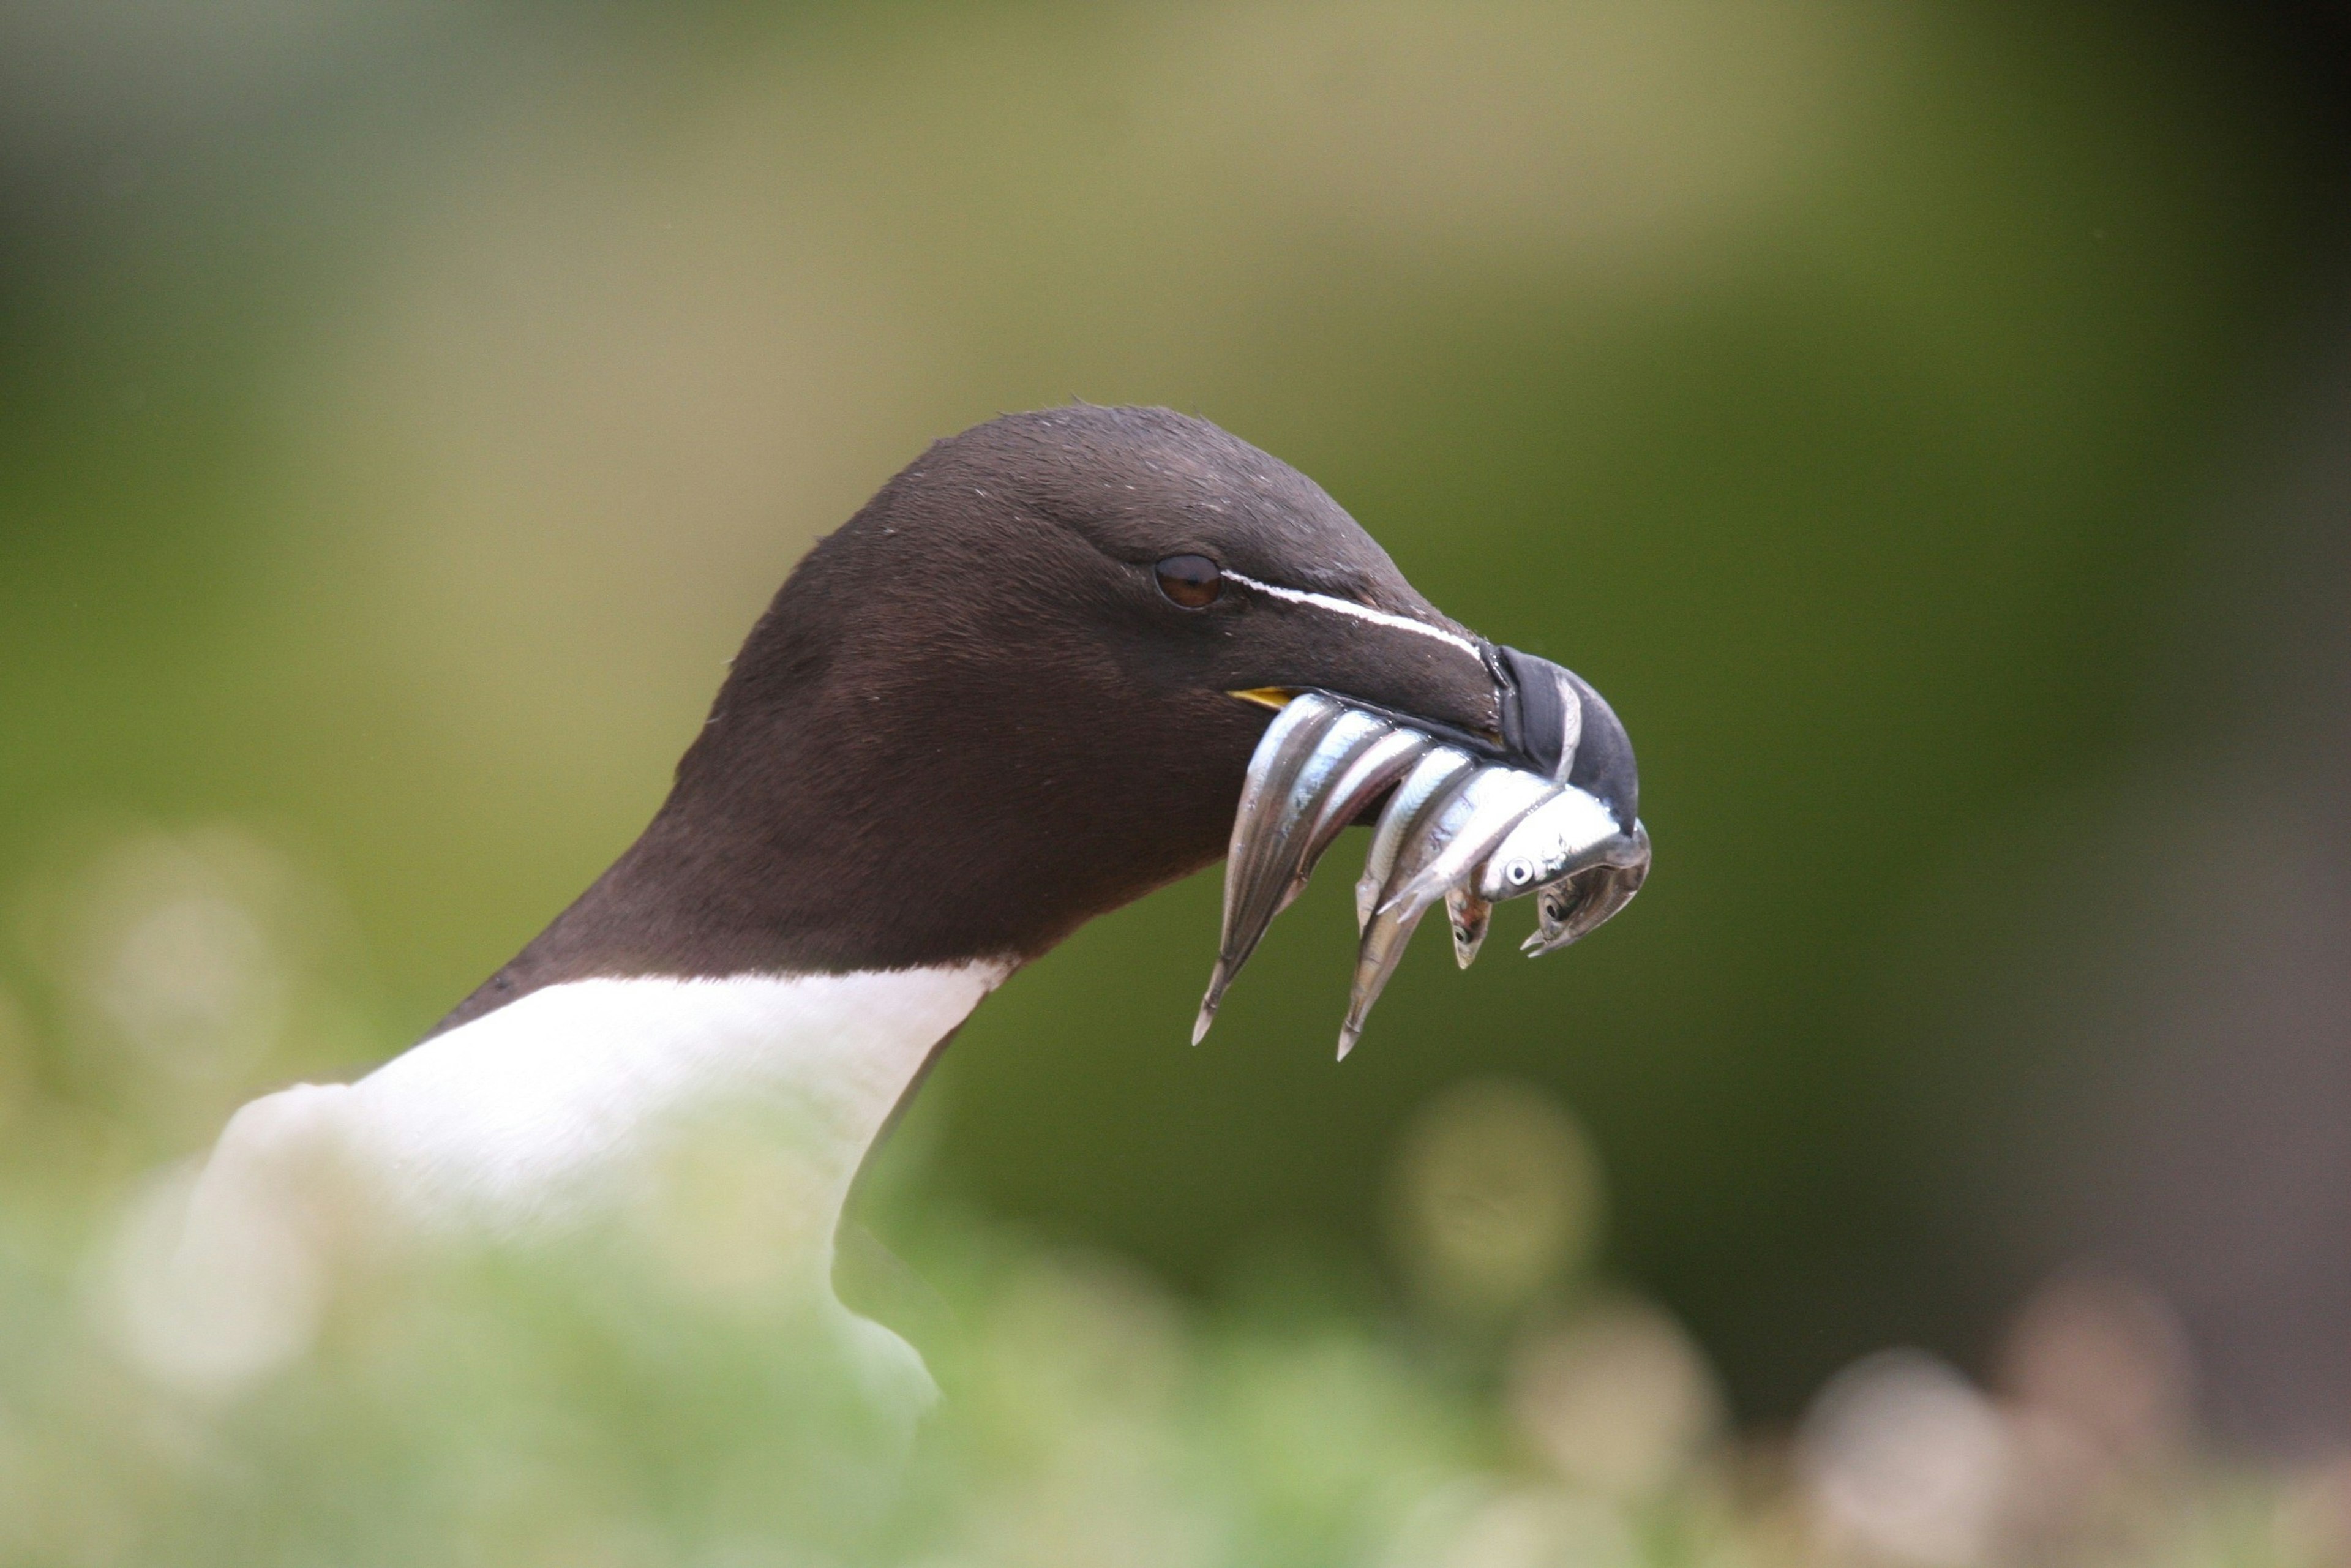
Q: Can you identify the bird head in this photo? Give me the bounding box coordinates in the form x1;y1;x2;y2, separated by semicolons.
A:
465;405;1637;1007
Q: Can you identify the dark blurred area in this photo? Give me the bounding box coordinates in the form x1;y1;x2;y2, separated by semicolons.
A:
4;0;2350;1447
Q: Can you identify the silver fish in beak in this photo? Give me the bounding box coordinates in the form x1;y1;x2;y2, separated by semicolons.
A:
1473;787;1621;901
1524;819;1651;956
1355;745;1478;932
1197;698;1406;1043
1196;655;1650;1055
1475;786;1651;956
1292;727;1432;910
1378;767;1556;917
1445;886;1491;969
1341;763;1554;1059
1196;692;1346;1042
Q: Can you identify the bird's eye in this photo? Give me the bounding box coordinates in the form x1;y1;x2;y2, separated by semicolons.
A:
1155;554;1223;609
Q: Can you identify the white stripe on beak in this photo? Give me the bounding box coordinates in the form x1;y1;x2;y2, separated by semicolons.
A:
1221;569;1483;659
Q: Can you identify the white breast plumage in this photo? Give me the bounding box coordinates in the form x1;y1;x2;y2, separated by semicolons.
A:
134;962;1009;1402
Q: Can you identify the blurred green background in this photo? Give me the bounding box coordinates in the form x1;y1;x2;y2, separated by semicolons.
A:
4;0;2349;1444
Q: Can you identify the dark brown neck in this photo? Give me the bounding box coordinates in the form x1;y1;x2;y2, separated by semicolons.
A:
430;659;1262;1038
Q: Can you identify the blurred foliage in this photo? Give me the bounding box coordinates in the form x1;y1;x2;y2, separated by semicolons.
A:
1;0;2347;1486
1;1055;2342;1566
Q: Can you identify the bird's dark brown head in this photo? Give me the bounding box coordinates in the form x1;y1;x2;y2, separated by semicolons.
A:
439;405;1630;1028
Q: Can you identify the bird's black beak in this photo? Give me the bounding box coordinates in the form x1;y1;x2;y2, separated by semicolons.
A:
1484;643;1648;952
1487;643;1638;833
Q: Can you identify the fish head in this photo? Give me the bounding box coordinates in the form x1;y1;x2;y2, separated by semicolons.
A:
1523;820;1652;956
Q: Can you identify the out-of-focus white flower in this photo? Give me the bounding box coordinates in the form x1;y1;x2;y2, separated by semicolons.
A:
1799;1349;2011;1567
97;885;279;1076
1509;1297;1724;1499
14;825;361;1135
1390;1079;1603;1324
60;831;298;1081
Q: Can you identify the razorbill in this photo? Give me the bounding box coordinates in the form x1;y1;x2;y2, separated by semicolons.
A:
154;405;1638;1408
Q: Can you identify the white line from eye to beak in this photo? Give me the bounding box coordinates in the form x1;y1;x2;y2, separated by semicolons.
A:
1221;570;1484;659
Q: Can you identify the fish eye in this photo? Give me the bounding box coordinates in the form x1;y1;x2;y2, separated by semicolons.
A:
1505;861;1535;888
1155;554;1223;609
